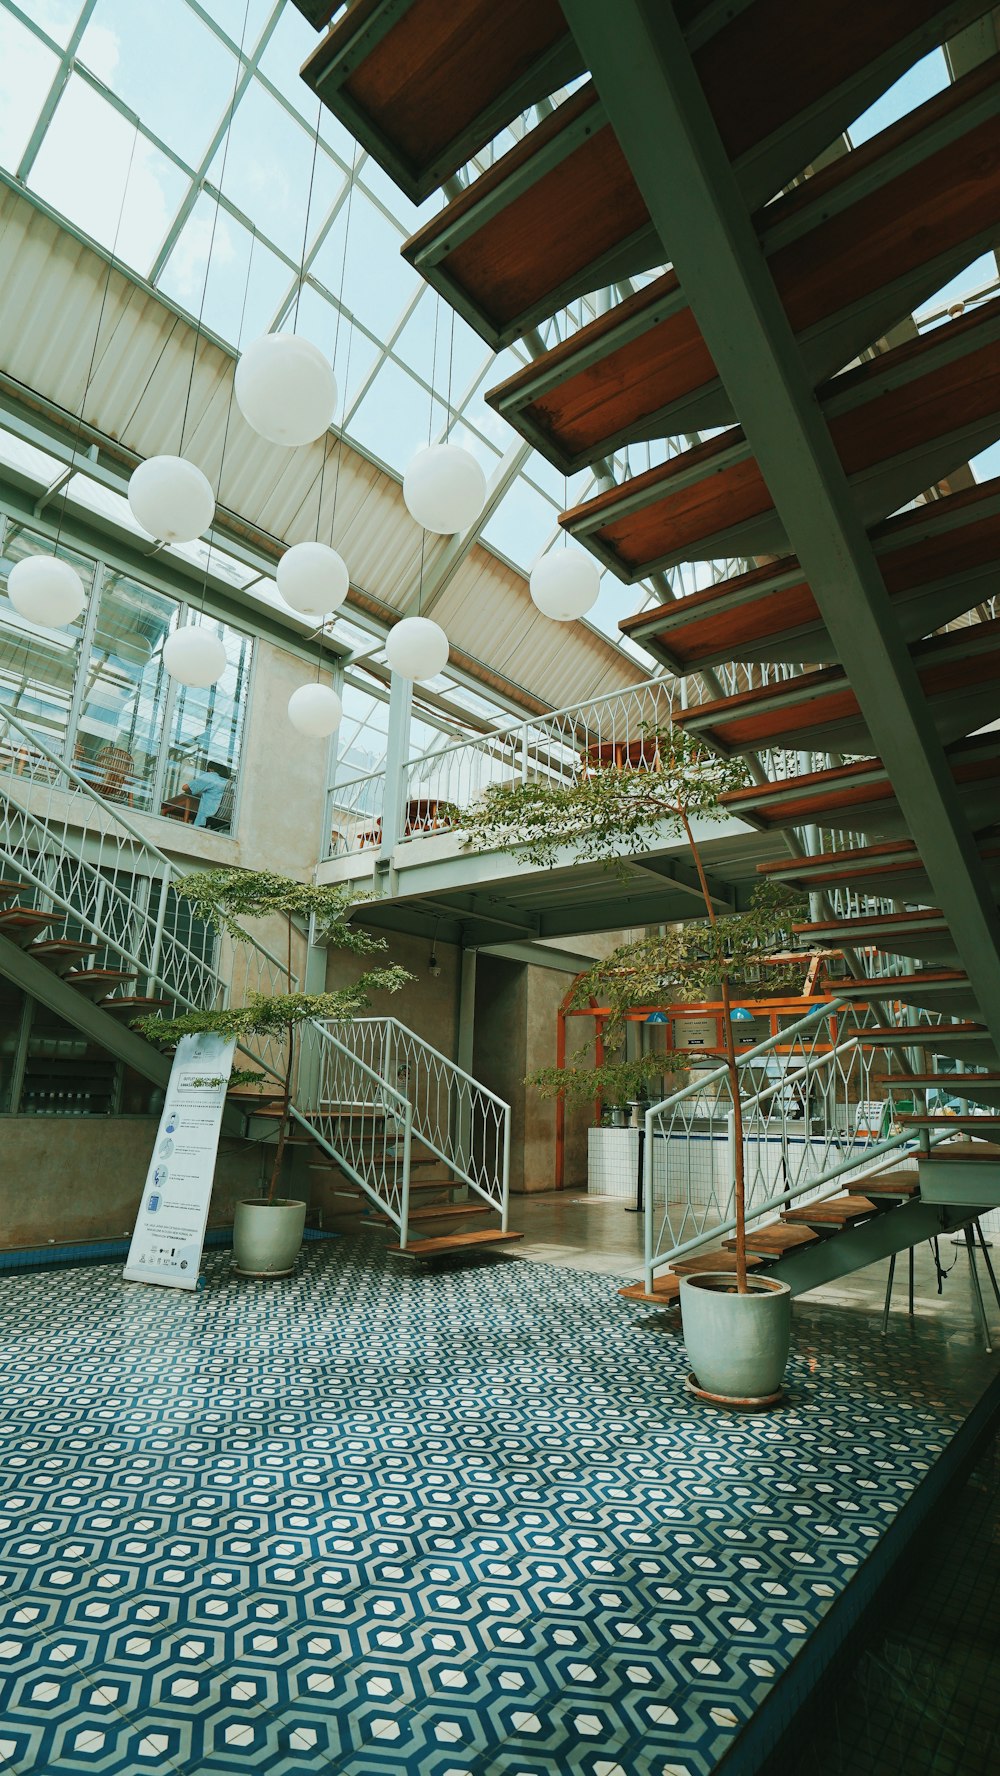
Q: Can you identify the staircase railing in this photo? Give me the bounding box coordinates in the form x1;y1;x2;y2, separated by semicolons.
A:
642;994;929;1292
316;1016;511;1223
292;1017;414;1233
0;707;295;1082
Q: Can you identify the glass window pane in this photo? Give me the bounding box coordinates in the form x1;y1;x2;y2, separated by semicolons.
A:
161;615;251;835
75;567;178;814
30;1;85;48
310;190;419;339
207;81;346;261
0;11;59;172
29;75;190;275
0;518;96;758
20;997;120;1117
158;194;292;345
347;360;433;473
394;293;494;406
202;0;276;55
285;284;381;416
77;0;239;167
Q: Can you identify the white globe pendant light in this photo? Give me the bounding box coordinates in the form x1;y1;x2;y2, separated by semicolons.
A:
287;682;343;737
235;334;337;447
529;548;601;622
128;455;215;544
403;443;486;534
7;555;86;628
277;541;350;616
386;615;449;682
163;626;227;689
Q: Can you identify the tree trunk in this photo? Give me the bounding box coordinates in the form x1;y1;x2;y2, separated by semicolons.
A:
267;1023;295;1205
681;813;748;1293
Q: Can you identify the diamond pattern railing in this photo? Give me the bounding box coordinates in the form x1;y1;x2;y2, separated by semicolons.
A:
319;1017;511;1222
0;706;295;1083
641;995;939;1291
292;1018;415;1232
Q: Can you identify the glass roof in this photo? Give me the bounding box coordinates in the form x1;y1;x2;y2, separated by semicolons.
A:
0;1;997;655
0;0;662;665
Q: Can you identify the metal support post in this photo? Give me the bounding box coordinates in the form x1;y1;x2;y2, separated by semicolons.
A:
975;1220;1000;1313
881;1253;896;1336
964;1226;993;1353
378;671;413;866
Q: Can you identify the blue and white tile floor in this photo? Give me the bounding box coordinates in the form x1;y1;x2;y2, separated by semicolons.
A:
0;1232;997;1776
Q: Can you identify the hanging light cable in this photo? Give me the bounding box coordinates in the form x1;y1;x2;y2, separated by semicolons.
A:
128;0;254;546
8;125;140;630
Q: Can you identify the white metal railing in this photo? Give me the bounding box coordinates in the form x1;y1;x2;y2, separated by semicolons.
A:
641;994;940;1291
292;1018;415;1232
320;1017;511;1222
0;705;295;1082
327;679;678;858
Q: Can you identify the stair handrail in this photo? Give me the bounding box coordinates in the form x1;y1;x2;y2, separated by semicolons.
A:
0;706;295;1081
317;1015;511;1221
0;706;290;974
640;992;936;1292
292;1016;414;1235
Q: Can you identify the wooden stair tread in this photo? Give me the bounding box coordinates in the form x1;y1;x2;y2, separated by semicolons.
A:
28;940;101;967
0;880;27;897
99;996;170;1013
670;618;1000;758
389;1229;523;1258
921;1141;1000;1162
65;968;137;988
670;1251;764;1275
366;1204;491;1225
859;1174;920;1197
783;1194;878;1224
563;299;1000;579
619;1275;681;1303
724;1223;819;1254
901;1114;1000;1127
621;482;1000;673
0;910;57;931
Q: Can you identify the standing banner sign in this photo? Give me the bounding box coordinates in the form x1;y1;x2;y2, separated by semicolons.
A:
124;1032;237;1290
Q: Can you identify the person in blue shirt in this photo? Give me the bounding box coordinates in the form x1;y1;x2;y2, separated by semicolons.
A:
182;760;231;828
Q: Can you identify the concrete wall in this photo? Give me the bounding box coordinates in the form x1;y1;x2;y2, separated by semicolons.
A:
0;1116;267;1250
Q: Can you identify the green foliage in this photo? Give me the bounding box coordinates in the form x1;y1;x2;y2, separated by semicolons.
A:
565;881;806;1048
171;867;386;952
461;725;750;871
529;1051;681;1106
133;972;411;1047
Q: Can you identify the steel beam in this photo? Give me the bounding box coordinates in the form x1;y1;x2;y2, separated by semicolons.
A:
564;0;1000;1059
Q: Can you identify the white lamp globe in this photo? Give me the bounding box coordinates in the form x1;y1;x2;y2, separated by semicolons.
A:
162;626;227;689
277;541;349;616
287;683;343;737
127;455;215;544
529;548;601;621
7;555;86;628
235;334;337;447
403;443;486;534
386;615;449;682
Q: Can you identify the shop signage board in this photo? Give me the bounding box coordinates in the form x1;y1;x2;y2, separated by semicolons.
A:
124;1032;237;1290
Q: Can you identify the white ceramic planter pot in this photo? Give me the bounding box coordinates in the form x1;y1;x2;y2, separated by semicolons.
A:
232;1198;306;1278
680;1271;791;1403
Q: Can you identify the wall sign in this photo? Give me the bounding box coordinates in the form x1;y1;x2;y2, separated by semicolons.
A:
123;1033;236;1290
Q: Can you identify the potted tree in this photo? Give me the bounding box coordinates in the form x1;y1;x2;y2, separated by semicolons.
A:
134;868;410;1278
462;725;804;1404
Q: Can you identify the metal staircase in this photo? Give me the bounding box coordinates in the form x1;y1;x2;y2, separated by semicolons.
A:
0;709;513;1258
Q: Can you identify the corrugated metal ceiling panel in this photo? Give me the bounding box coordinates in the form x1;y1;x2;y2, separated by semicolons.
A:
0;187;649;711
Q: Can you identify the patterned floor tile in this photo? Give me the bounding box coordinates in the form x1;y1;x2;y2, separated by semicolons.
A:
1;1234;997;1776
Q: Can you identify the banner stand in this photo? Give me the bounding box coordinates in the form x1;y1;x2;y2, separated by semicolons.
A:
124;1033;237;1291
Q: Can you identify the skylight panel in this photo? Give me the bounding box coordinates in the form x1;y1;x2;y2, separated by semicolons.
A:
23;0;83;49
309;189;421;339
77;0;238;164
29;75;189;276
346;359;431;474
207;79;347;264
0;11;60;171
848;49;949;147
157;193;291;347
